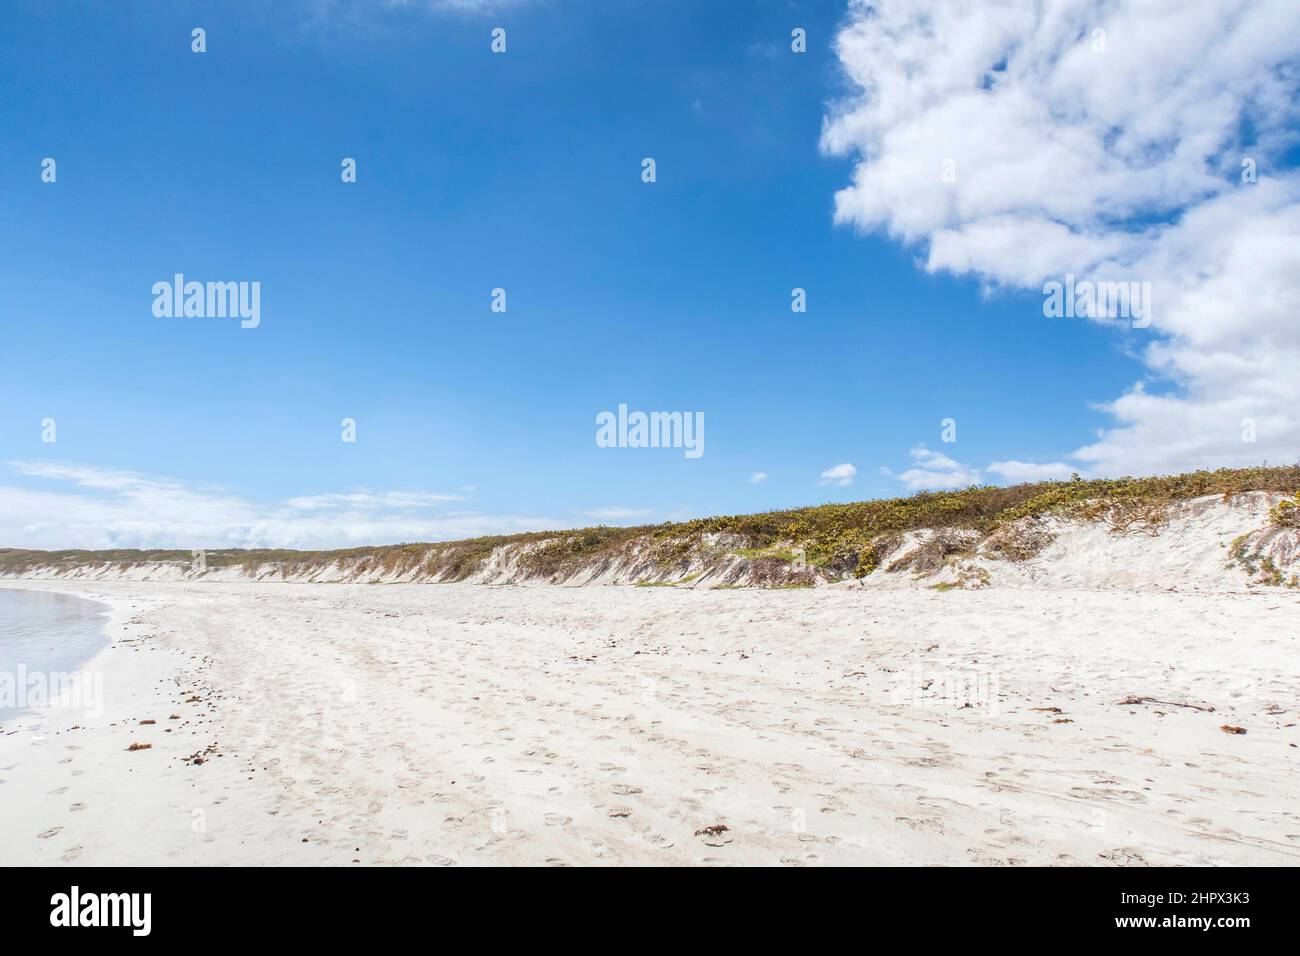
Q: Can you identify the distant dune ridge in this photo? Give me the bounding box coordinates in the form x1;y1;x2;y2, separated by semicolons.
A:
4;467;1299;592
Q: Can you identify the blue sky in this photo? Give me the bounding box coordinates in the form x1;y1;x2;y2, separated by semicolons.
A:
2;0;1296;549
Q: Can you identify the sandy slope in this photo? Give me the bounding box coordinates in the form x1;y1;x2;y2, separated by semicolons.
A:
2;579;1297;866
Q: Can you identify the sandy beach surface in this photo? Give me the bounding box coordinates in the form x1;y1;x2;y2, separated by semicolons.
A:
2;579;1298;866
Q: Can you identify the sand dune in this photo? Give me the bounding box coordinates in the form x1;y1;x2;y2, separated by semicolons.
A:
2;578;1297;866
5;491;1297;593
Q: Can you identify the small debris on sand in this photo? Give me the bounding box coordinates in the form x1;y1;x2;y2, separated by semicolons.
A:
1118;695;1215;712
1220;724;1248;735
694;823;734;847
126;742;152;752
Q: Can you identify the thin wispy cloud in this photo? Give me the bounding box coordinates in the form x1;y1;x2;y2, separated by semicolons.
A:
582;507;654;522
284;491;466;510
305;0;529;20
1;462;555;551
987;460;1074;483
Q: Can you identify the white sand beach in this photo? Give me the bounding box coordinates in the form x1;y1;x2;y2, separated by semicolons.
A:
2;578;1297;866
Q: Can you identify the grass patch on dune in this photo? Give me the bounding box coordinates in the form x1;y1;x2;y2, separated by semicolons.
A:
730;545;799;562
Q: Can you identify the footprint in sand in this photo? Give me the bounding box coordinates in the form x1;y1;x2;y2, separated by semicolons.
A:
544;813;572;827
1099;847;1148;865
641;831;674;849
608;806;633;818
37;827;63;839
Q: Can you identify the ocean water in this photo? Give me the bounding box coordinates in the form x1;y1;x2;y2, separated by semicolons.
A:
0;588;111;722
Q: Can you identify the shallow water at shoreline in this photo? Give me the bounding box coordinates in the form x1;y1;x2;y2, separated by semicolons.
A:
0;588;110;721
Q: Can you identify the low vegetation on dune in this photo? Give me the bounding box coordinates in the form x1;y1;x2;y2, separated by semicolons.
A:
649;464;1300;579
2;465;1298;586
1271;490;1300;527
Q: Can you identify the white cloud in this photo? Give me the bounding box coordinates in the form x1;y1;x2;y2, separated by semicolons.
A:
986;460;1074;483
893;447;981;491
1;461;555;551
293;0;530;36
819;463;857;486
284;491;464;510
749;472;768;484
823;0;1300;477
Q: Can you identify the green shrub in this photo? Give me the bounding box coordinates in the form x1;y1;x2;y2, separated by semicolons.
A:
1270;494;1300;527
